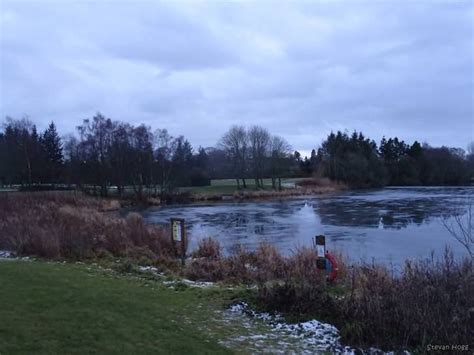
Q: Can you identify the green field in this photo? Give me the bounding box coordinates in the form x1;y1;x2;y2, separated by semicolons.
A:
0;260;271;354
209;177;305;187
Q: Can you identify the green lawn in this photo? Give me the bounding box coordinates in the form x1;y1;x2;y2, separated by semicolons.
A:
179;177;308;195
0;260;262;354
209;177;306;187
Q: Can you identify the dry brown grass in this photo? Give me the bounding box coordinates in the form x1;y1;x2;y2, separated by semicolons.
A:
192;237;221;259
191;182;346;202
0;192;173;261
296;177;347;190
185;241;473;351
338;252;474;350
231;186;345;199
185;244;340;285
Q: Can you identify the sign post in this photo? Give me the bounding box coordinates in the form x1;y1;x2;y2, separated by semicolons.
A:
170;218;186;266
314;235;326;270
313;234;339;282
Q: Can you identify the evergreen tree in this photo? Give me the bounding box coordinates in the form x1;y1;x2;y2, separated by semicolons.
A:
319;130;386;187
195;147;208;169
40;122;63;183
189;147;210;186
172;137;194;186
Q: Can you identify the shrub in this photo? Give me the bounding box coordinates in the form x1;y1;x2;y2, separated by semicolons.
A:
0;192;173;261
255;246;335;320
192;237;221;259
184;258;226;281
250;249;474;351
257;279;335;320
253;243;286;283
185;239;473;351
340;252;474;350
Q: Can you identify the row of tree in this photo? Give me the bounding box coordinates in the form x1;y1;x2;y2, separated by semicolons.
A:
63;114;215;198
315;131;474;187
0;115;206;198
0;114;295;198
219;125;292;190
0;118;63;187
1;114;473;196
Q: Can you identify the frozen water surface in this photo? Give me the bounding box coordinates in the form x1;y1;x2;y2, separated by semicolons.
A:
140;187;474;265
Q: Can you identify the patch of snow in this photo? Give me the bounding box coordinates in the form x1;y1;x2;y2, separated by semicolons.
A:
0;250;14;258
162;279;215;288
136;265;215;288
138;265;159;273
226;302;409;354
182;279;214;288
227;302;345;352
137;265;165;277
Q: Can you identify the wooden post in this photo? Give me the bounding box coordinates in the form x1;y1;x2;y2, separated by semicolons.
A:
315;235;326;270
170;218;186;266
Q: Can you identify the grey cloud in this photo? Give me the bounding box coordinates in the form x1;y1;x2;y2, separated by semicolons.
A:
1;0;472;154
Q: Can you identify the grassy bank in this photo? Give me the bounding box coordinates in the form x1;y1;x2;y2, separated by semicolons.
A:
1;192;472;352
0;260;234;354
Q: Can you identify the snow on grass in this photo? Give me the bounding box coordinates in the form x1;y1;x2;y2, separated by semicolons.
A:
226;302;350;353
138;265;164;276
0;250;14;258
162;279;215;288
137;265;215;288
224;302;410;354
0;251;31;261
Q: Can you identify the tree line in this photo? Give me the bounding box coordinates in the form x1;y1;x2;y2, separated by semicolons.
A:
0;114;296;198
1;114;473;197
314;131;474;187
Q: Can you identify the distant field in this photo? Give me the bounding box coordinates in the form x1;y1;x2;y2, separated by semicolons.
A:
179;177;308;195
210;177;306;187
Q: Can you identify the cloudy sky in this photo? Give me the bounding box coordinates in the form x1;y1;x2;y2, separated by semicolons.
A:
1;0;473;155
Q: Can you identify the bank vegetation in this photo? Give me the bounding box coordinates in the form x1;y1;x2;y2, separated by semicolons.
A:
0;192;472;352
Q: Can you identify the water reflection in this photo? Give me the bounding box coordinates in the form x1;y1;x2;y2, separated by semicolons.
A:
315;188;467;229
141;187;473;265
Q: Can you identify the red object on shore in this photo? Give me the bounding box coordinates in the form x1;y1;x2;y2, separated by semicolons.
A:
325;251;339;282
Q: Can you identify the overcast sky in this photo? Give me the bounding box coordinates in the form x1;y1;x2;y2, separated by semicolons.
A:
1;0;473;155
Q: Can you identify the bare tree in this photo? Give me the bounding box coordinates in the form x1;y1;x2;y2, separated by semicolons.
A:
442;202;473;260
129;125;154;200
248;126;270;188
219;126;248;188
109;122;132;197
76;113;114;196
154;129;176;197
269;135;292;190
